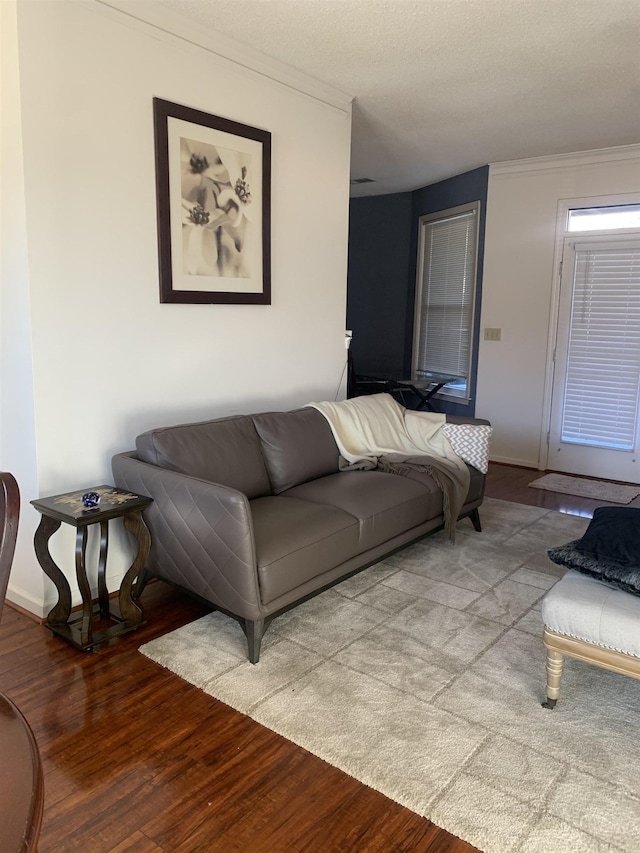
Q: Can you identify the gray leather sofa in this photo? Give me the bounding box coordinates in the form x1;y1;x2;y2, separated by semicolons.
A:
112;406;489;662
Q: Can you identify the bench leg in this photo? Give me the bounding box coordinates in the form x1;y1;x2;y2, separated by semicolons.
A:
245;619;264;664
542;647;564;709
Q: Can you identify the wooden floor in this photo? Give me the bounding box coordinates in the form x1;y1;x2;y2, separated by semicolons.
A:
485;462;640;516
1;464;635;852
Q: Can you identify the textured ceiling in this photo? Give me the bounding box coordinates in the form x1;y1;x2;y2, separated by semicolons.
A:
156;0;640;196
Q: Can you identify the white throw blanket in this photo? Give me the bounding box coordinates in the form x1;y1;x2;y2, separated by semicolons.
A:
307;394;471;540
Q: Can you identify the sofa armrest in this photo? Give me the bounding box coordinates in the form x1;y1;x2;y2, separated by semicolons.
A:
445;414;491;427
111;451;264;620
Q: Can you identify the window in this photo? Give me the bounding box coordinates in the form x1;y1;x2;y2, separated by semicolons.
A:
567;203;640;232
412;202;480;400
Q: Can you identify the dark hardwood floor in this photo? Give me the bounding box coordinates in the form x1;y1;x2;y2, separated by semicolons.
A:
1;464;635;852
485;462;640;516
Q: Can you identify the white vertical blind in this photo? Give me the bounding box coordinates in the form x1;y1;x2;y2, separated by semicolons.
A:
561;241;640;450
414;209;477;380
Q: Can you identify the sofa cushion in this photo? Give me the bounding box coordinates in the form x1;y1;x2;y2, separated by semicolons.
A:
283;470;442;551
542;570;640;657
251;496;360;604
252;408;340;494
136;415;271;500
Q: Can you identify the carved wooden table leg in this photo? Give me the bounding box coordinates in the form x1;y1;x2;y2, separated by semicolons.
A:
34;515;71;627
97;519;110;618
119;510;151;626
74;526;94;647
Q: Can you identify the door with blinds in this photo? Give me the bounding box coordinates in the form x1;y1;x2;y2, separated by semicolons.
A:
548;236;640;483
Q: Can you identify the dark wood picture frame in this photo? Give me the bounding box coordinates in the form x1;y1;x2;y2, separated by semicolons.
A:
153;98;271;304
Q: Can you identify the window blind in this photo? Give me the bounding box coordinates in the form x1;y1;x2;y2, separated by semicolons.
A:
414;210;477;380
561;242;640;450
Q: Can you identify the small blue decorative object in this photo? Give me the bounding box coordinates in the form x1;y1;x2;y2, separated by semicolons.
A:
82;492;101;509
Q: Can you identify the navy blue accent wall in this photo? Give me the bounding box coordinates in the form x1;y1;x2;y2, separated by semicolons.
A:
346;192;412;375
347;166;489;416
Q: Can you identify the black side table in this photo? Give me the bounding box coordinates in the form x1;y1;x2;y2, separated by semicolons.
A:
351;372;459;412
31;485;152;651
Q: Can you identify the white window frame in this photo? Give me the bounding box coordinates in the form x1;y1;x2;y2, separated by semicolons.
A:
412;201;480;402
540;191;640;469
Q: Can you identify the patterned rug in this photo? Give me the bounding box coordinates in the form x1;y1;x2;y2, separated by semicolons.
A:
528;473;640;504
139;499;640;853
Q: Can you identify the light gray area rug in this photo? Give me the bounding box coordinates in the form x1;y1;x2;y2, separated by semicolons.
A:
140;499;640;853
529;473;640;504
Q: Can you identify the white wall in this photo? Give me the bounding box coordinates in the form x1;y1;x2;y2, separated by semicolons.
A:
477;146;640;468
0;1;44;611
2;0;352;615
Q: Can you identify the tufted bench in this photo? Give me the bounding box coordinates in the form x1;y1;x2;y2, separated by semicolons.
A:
541;569;640;708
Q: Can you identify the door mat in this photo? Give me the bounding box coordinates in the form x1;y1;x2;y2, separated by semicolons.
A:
529;473;640;504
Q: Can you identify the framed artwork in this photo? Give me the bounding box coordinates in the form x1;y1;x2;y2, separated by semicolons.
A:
153;98;271;304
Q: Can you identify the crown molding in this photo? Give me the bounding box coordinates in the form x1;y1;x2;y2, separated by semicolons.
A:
490;143;640;176
94;0;353;114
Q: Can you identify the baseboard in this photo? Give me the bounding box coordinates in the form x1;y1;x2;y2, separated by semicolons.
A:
6;587;48;620
5;600;45;624
490;455;542;469
7;569;132;621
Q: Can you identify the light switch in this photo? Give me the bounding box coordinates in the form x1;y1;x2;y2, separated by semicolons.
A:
484;327;502;341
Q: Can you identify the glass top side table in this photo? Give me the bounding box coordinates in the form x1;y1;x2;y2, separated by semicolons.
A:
31;485;153;651
353;371;460;411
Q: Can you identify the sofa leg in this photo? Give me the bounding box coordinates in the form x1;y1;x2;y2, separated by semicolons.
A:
469;508;482;532
245;619;264;664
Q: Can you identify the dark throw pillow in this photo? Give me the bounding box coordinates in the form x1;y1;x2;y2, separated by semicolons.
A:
547;506;640;597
